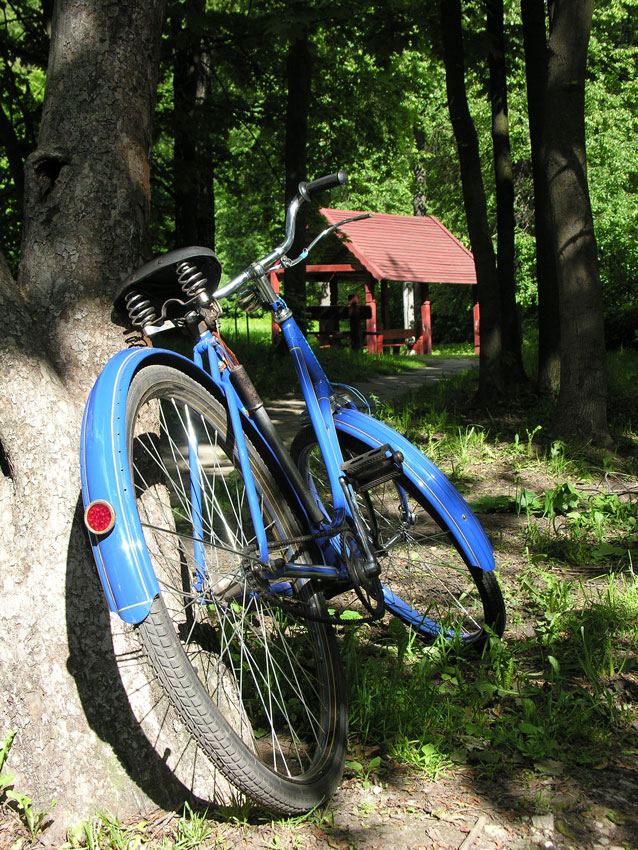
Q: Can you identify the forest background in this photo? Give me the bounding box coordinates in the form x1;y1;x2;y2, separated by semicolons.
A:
2;0;636;402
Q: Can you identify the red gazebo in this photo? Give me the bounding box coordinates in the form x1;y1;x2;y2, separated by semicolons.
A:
270;209;479;354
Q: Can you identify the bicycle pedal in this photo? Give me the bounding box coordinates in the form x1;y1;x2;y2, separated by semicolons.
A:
340;443;403;492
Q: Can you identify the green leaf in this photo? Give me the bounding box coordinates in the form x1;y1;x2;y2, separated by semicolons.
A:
549;482;580;514
0;730;16;772
0;773;14;791
339;610;364;621
517;488;542;513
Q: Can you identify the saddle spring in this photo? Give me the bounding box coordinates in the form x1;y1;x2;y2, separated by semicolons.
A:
125;290;157;328
176;261;208;300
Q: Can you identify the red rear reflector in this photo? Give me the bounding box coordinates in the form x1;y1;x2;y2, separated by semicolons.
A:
84;500;116;534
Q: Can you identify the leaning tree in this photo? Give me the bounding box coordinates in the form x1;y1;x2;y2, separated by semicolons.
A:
0;0;229;838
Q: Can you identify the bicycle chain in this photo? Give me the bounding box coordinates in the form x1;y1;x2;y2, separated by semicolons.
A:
240;530;386;627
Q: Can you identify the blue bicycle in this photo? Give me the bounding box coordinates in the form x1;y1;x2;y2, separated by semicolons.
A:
80;172;504;813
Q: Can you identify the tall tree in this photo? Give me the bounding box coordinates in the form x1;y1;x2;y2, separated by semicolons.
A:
521;0;561;394
172;0;215;248
486;0;526;384
542;0;610;443
440;0;503;397
0;0;178;837
283;26;312;327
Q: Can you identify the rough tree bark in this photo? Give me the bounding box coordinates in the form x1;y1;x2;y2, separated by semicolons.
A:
521;0;561;394
0;0;226;838
440;0;503;398
543;0;610;443
486;0;526;385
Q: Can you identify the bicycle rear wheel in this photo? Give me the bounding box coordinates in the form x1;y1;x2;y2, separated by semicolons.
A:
291;427;505;649
124;365;347;812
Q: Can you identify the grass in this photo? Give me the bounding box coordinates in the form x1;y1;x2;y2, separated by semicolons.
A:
375;348;637;471
341;564;638;783
337;345;637;794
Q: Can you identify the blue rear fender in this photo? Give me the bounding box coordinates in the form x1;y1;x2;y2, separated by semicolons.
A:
80;348;188;623
333;406;495;572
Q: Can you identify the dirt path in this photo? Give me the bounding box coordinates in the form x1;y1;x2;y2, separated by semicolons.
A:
205;764;636;850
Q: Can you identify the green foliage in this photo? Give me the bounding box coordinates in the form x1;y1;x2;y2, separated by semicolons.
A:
63;804;220;849
0;729;16;792
586;0;638;334
1;0;636;347
0;1;48;272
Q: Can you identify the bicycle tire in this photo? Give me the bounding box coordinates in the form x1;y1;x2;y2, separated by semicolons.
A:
123;364;347;812
291;426;505;649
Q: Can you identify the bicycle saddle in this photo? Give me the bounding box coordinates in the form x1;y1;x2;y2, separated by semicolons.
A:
112;247;222;330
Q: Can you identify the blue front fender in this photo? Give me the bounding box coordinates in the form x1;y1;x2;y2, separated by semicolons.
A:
80;347;214;624
333;406;495;572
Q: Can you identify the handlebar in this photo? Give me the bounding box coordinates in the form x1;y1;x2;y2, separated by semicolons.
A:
299;171;348;202
213;171;348;301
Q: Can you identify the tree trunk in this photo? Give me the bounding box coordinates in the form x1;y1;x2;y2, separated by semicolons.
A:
283;31;312;330
543;0;610;443
440;0;503;397
522;0;561;394
413;127;428;217
0;1;214;838
486;0;526;385
173;0;215;248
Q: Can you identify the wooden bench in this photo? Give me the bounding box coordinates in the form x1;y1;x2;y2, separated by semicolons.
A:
380;328;416;353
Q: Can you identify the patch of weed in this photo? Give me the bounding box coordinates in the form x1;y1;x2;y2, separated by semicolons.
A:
1;729;56;841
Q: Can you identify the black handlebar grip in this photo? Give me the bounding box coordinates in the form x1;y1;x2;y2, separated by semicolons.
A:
299;171;348;202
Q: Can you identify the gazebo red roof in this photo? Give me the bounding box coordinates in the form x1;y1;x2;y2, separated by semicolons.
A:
319;209;476;285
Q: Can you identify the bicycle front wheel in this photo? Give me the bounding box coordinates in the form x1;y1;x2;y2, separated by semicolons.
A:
124;365;347;812
292;427;505;649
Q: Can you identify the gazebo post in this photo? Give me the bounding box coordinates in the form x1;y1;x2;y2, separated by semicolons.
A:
365;273;381;353
473;286;480;354
421;283;432;354
380;279;390;351
413;282;432;355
